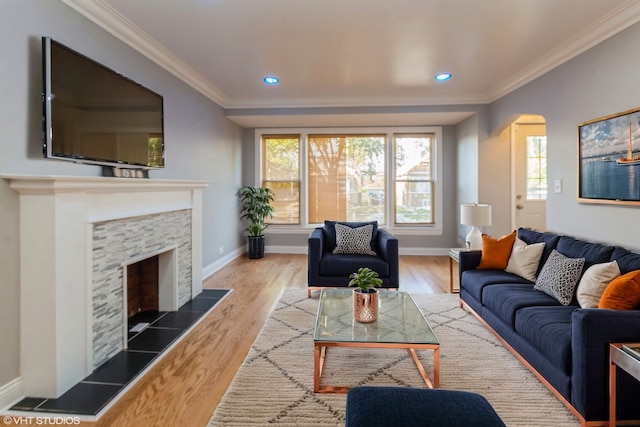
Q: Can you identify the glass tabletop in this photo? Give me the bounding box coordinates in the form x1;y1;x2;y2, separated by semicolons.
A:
314;289;439;345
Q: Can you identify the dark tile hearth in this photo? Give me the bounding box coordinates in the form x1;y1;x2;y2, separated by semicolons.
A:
10;288;230;417
84;351;157;384
127;327;184;352
38;383;124;415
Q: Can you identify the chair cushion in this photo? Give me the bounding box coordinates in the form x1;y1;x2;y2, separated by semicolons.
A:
332;223;376;255
319;253;390;277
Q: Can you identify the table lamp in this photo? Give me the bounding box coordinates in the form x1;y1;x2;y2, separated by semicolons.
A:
460;203;492;250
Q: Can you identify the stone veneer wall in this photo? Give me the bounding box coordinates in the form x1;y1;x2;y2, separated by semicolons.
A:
92;209;192;368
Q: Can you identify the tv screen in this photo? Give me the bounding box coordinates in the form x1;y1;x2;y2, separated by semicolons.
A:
42;37;164;169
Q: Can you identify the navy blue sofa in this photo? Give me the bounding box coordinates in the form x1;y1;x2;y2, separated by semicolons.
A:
308;220;399;297
459;228;640;425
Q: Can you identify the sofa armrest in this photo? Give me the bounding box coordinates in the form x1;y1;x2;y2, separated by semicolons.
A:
571;308;640;419
308;228;324;285
459;250;482;282
376;229;399;286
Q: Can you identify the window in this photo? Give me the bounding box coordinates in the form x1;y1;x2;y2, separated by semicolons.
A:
308;135;385;223
526;135;547;200
394;134;434;224
262;135;300;224
258;127;442;233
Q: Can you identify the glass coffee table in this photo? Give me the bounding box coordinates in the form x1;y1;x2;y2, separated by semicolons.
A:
313;288;439;393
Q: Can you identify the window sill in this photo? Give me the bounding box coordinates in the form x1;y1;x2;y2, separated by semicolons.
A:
264;225;443;236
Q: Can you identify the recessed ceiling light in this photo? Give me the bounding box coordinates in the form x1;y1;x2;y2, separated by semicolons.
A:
263;76;280;85
435;73;452;81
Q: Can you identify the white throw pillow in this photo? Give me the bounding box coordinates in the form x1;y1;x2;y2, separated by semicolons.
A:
576;260;621;308
505;237;545;282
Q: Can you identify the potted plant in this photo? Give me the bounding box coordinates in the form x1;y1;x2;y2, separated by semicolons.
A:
349;267;383;323
238;185;275;259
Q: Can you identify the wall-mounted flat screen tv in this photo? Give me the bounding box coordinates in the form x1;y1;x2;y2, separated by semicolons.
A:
42;37;164;169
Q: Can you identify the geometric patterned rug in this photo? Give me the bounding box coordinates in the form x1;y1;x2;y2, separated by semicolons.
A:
208;289;579;426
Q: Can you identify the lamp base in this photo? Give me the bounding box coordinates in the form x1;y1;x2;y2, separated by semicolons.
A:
465;227;483;250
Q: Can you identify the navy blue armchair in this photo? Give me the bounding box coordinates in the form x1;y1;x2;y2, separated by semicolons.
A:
346;387;506;427
307;220;399;297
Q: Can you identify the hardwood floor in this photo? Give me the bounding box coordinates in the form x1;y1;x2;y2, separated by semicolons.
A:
71;254;448;427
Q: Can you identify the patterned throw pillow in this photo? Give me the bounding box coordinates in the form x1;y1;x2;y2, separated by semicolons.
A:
332;223;377;256
534;249;585;305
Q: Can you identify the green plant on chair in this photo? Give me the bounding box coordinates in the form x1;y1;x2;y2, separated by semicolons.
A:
348;267;383;293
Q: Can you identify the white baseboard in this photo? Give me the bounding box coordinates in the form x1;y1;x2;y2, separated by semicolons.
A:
202;247;243;280
265;245;307;254
0;377;24;412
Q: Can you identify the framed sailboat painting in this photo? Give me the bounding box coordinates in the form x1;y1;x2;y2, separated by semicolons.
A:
578;107;640;205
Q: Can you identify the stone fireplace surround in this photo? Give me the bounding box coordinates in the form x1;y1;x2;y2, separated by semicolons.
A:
3;175;208;399
92;209;191;369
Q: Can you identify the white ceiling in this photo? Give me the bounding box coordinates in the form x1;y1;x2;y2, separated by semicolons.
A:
62;0;640;126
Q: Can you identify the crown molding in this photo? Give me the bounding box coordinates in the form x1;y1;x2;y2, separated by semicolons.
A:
59;0;230;106
223;93;488;109
487;0;640;102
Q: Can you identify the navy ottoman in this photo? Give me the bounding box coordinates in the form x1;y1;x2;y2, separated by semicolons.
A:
345;386;506;427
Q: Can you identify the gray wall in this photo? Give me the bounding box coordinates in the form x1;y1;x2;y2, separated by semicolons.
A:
0;0;243;389
456;114;480;243
488;21;640;251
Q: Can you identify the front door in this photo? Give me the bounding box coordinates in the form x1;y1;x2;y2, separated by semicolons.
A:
513;123;547;231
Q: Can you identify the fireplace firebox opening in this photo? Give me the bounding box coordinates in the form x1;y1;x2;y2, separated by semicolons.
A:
123;247;178;339
127;255;159;318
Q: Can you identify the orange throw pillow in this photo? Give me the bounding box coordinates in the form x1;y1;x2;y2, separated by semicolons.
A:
478;230;517;270
599;270;640;310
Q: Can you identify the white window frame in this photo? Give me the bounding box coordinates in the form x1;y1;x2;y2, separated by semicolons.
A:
255;126;443;236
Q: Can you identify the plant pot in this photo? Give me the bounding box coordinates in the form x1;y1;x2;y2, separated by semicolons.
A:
247;235;265;259
353;289;378;323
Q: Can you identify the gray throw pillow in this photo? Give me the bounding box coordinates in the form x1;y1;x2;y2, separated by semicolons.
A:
534;249;585;305
332;223;377;256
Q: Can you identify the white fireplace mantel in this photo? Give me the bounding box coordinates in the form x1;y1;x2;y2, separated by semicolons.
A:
2;175;209;399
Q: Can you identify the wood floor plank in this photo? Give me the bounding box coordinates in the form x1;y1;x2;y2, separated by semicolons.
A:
57;254;447;426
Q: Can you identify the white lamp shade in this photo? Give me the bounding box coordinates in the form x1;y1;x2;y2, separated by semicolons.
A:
460;203;492;227
460;203;492;250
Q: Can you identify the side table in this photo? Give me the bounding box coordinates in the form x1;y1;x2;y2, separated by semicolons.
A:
448;248;467;294
609;343;640;426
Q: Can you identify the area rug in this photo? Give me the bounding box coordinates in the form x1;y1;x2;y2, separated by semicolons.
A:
208;289;578;426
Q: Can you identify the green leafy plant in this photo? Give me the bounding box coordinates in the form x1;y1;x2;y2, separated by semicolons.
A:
238;186;275;237
348;267;383;293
